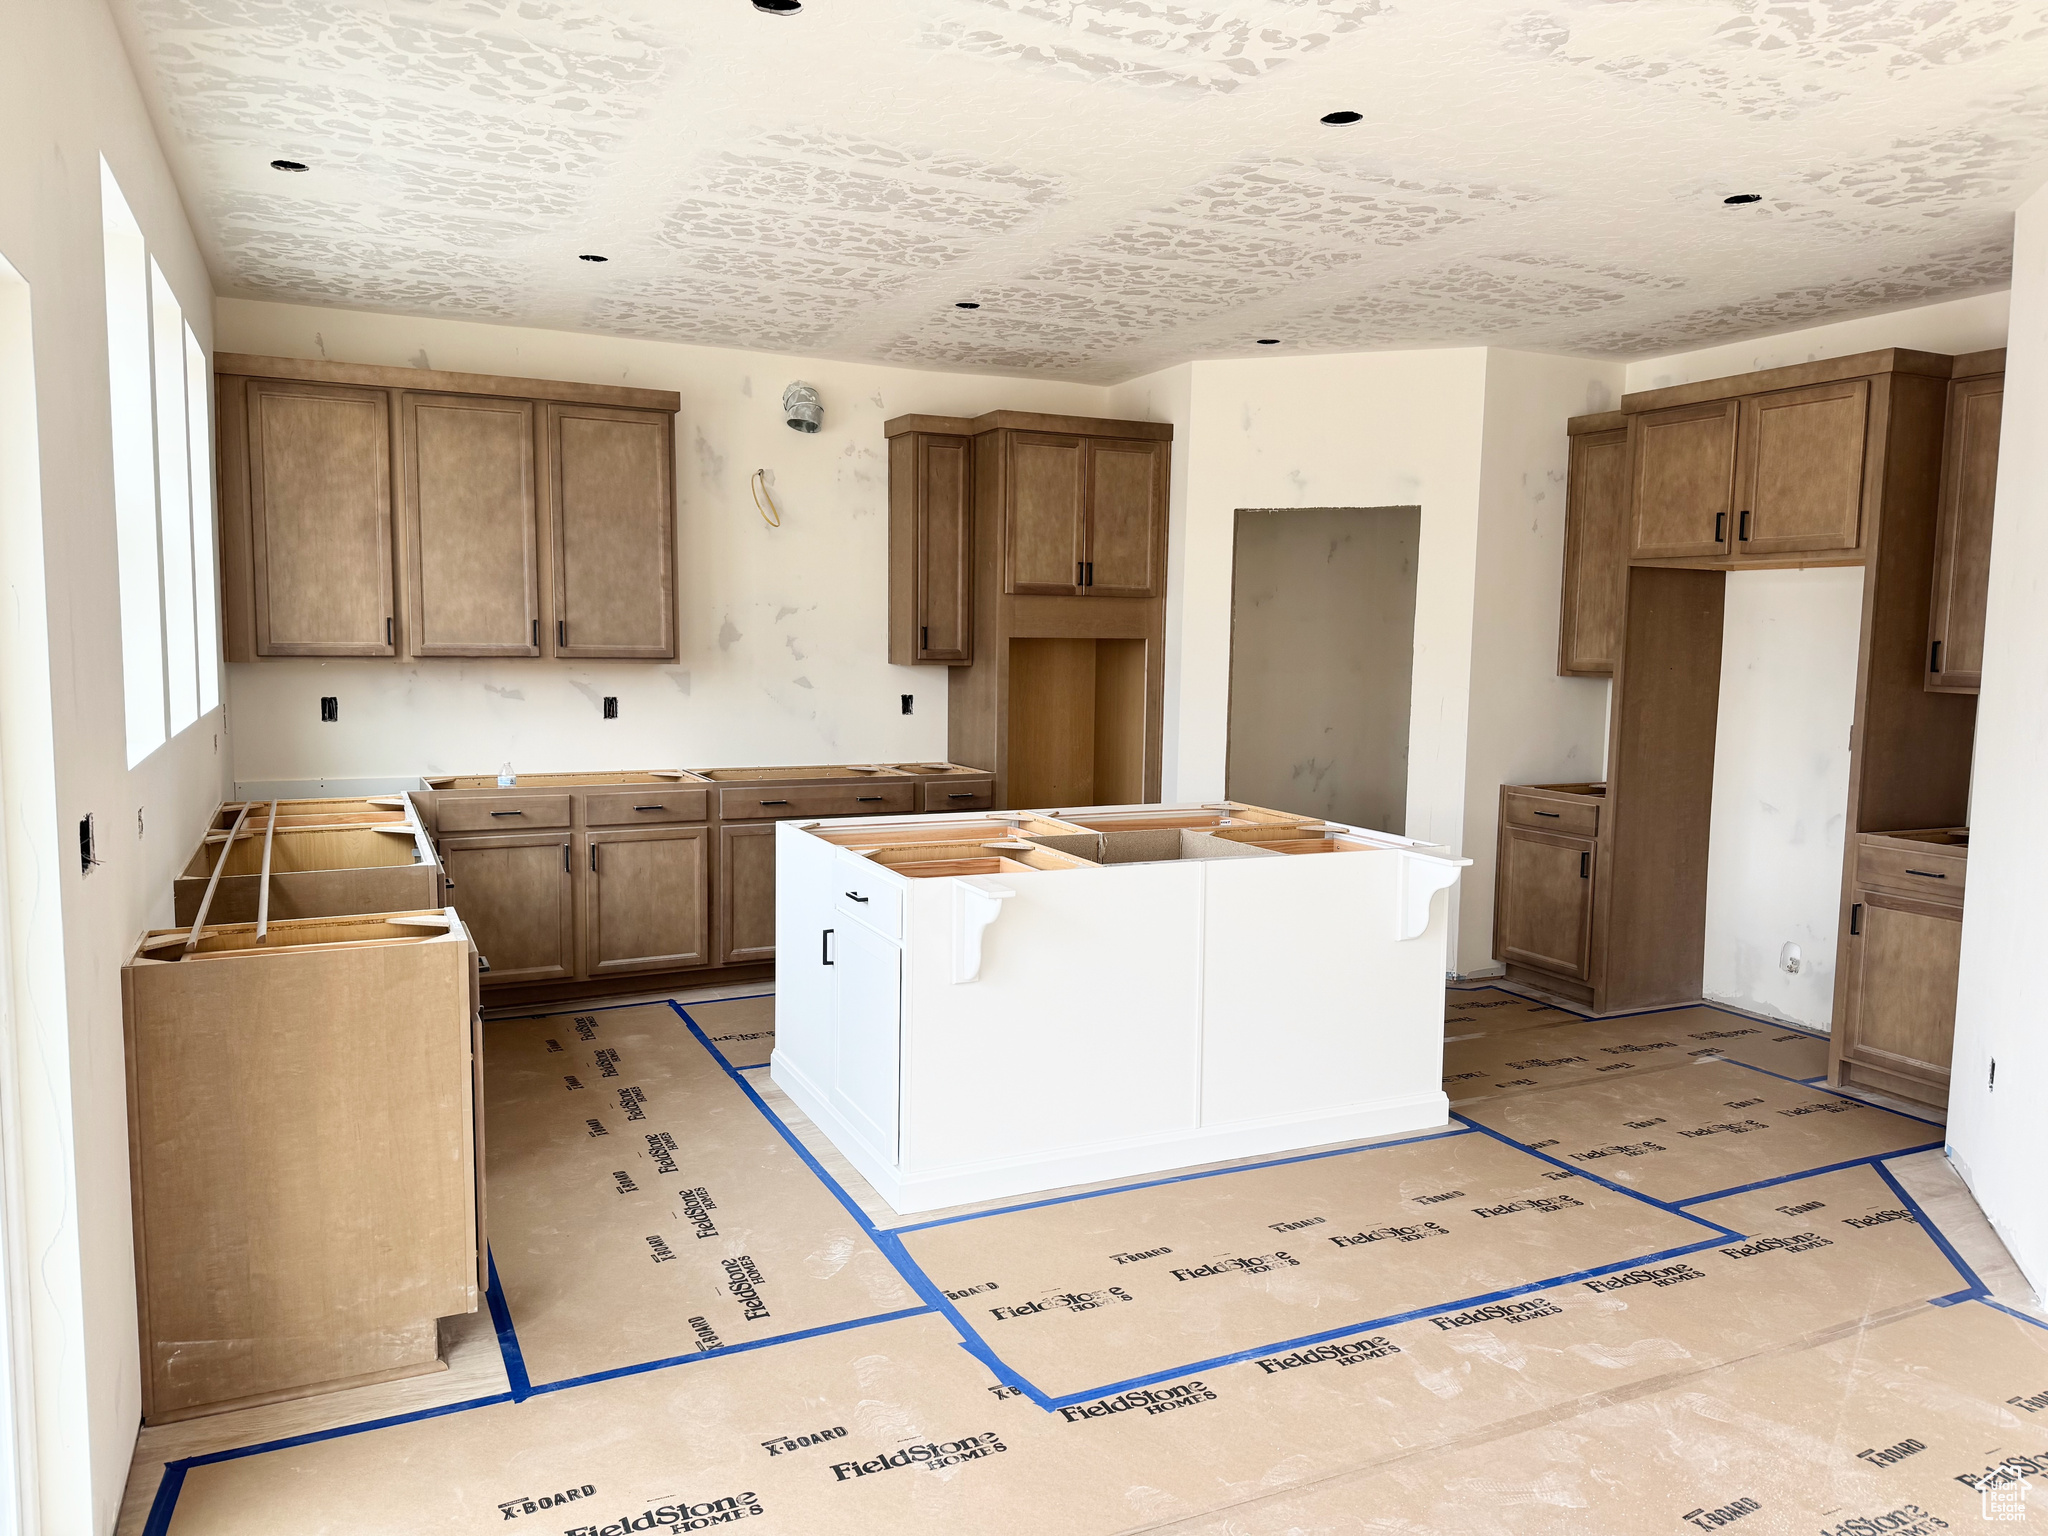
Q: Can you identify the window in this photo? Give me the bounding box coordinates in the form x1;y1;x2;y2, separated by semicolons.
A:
101;159;219;766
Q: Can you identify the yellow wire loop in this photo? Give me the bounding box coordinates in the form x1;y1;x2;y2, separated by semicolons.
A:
751;468;783;528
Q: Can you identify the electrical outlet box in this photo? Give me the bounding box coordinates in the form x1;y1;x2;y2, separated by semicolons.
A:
602;697;619;719
901;694;914;715
319;696;338;722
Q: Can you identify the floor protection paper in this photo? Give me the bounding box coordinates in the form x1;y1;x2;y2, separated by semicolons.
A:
483;1004;915;1387
1444;987;1583;1035
1459;1057;1941;1205
1444;1009;1833;1106
681;995;776;1068
895;1127;1720;1404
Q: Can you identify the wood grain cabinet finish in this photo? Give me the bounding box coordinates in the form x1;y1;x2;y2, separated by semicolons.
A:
888;431;974;664
1628;400;1738;560
1735;379;1869;557
718;823;778;966
1084;439;1168;598
218;355;680;663
1926;363;2005;694
1833;830;1967;1110
1495;824;1596;982
440;833;575;984
402;393;539;657
1557;416;1629;677
549;403;677;660
585;827;709;975
1004;433;1089;594
245;379;397;656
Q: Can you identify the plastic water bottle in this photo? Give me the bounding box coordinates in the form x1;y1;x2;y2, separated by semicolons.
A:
497;761;516;787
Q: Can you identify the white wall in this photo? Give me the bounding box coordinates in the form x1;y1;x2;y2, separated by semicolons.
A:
214;301;1110;785
0;1;230;1528
1460;349;1625;974
1949;186;2048;1297
1624;292;2007;1026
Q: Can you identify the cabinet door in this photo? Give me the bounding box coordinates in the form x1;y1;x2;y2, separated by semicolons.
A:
586;827;709;976
402;393;539;657
718;823;778;966
1494;827;1595;980
1003;432;1086;595
1628;400;1737;560
1084;439;1166;598
1558;428;1629;676
1840;896;1961;1092
246;379;396;655
442;834;574;983
1927;373;2003;692
829;920;902;1161
915;434;973;662
1737;379;1869;557
548;404;676;659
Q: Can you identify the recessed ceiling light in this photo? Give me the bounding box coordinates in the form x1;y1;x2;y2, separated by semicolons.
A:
269;159;309;172
578;253;609;262
954;301;981;309
752;0;802;12
1256;339;1281;346
1724;193;1763;204
1320;111;1362;125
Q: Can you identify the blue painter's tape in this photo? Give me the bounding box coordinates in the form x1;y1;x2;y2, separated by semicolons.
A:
485;1249;533;1401
1672;1144;1947;1209
140;1462;188;1536
1980;1298;2048;1332
1870;1158;1987;1302
887;1123;1476;1236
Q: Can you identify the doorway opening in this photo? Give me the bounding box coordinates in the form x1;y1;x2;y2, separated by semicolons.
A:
1226;506;1419;832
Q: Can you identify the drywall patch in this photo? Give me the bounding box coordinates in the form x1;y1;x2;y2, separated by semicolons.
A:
717;617;743;651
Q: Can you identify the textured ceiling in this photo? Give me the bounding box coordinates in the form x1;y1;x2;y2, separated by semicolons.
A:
114;0;2048;382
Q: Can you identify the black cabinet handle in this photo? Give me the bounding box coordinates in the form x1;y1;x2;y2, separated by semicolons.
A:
590;844;597;872
947;792;976;799
1850;903;1863;936
921;625;929;650
822;928;834;965
1904;869;1948;880
490;810;525;817
532;618;539;647
856;796;882;802
1580;852;1590;879
562;843;570;872
1533;810;1560;818
633;804;665;812
1077;561;1085;587
759;799;789;806
386;616;394;646
558;619;567;648
1930;640;1943;674
1714;512;1726;544
843;890;869;903
1085;561;1094;587
1738;509;1751;541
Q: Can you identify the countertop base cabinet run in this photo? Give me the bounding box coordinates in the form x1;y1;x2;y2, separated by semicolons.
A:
770;813;1461;1214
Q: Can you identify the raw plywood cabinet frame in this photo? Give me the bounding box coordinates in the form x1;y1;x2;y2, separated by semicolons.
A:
174;796;443;926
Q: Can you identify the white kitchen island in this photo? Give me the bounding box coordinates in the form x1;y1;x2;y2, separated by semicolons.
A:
770;803;1467;1214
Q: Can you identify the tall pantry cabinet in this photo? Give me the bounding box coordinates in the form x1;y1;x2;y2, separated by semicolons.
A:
218;355;680;663
886;410;1172;810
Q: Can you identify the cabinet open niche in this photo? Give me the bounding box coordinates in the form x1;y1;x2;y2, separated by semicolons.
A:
218;355;680;663
1005;637;1147;809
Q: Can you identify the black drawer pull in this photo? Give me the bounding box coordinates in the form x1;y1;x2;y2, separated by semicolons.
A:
1579;852;1589;879
562;844;570;871
633;804;665;811
490;810;525;817
843;891;869;903
822;928;834;965
856;796;883;802
1533;810;1560;818
947;792;977;799
1850;902;1863;935
1930;640;1943;674
1738;509;1751;541
1904;869;1947;879
759;799;789;806
1715;511;1726;544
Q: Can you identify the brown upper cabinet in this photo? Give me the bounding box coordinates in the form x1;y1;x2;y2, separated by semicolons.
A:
1557;413;1628;677
886;428;974;664
1622;350;1954;570
885;410;1173;671
402;393;539;657
219;355;680;663
243;378;397;656
549;404;677;660
1926;352;2005;694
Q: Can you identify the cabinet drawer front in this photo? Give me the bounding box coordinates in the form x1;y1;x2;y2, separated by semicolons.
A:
833;852;903;939
585;788;709;827
923;779;994;812
437;794;574;833
1503;791;1600;838
719;782;918;821
1856;843;1966;904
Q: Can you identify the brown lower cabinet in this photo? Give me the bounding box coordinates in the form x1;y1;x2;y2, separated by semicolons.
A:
1832;829;1966;1110
441;832;576;983
719;823;778;966
1492;783;1605;1005
586;826;710;974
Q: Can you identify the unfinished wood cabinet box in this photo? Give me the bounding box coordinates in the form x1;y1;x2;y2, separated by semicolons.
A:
218;354;680;663
1833;829;1967;1110
174;798;442;926
1925;350;2006;694
123;910;480;1423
